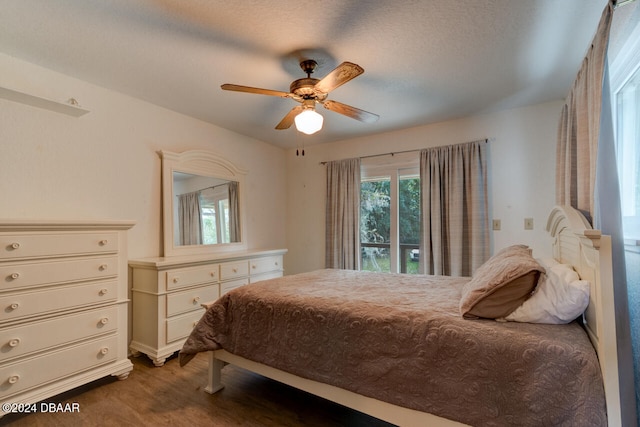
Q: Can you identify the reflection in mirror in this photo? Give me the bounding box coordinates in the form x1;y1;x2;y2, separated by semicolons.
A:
173;172;241;246
161;149;247;257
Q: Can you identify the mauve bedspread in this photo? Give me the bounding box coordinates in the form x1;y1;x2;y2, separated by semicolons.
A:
180;269;606;426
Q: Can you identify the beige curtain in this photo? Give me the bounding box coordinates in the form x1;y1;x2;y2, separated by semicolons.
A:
325;158;361;270
178;191;203;245
559;3;637;425
419;140;489;276
556;3;613;216
228;181;240;242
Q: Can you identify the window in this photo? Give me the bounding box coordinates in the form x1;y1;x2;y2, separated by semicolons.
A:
360;154;420;274
200;186;230;244
610;8;640;421
201;204;218;244
616;64;640;242
360;178;391;272
612;11;640;244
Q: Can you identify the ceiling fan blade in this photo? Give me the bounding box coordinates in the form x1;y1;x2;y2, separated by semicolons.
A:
275;106;304;130
314;62;364;93
221;84;291;98
322;100;379;123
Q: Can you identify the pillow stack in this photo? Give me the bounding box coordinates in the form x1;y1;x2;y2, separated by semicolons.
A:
502;259;590;324
459;245;543;319
459;245;591;324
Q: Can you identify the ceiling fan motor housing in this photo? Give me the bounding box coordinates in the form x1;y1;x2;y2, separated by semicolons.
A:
290;78;326;100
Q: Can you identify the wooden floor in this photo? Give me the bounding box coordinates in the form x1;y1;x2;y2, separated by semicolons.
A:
1;353;396;426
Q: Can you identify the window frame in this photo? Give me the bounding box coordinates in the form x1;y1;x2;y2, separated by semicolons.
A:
360;152;420;273
611;12;640;244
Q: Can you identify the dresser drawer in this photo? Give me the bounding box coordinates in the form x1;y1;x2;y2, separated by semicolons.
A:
0;306;118;363
166;310;205;344
0;232;118;261
166;285;219;317
220;278;248;296
250;256;283;276
0;281;117;322
220;260;248;281
250;271;283;284
0;256;118;292
166;265;218;291
0;335;118;398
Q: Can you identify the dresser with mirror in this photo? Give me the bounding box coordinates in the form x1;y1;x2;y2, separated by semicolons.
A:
129;149;286;366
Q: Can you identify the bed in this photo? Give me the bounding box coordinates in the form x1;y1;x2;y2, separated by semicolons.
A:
179;205;621;426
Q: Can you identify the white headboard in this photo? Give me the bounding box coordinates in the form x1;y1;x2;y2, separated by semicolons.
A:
546;205;621;426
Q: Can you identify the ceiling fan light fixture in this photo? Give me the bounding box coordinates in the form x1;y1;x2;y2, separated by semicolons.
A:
294;108;323;135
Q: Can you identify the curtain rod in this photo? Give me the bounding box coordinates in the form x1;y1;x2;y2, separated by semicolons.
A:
319;139;489;165
319;148;420;165
175;182;229;197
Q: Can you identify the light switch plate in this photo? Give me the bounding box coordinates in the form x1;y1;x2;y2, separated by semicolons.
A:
524;218;534;230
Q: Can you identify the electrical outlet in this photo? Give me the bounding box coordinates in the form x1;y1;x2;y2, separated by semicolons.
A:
524;218;534;230
492;219;501;230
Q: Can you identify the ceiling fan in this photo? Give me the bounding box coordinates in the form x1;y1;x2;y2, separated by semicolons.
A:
221;59;379;135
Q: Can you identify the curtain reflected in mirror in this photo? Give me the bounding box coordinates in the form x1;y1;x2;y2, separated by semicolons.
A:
173;172;241;246
228;181;240;242
178;191;203;245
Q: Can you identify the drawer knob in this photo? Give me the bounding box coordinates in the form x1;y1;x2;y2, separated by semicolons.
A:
9;273;20;280
232;268;237;273
275;261;279;266
99;239;108;246
99;288;109;296
210;272;215;277
9;303;19;311
8;375;20;384
100;347;109;355
192;296;200;304
99;264;108;271
100;317;109;325
173;277;179;283
252;265;256;269
10;242;20;250
8;338;20;348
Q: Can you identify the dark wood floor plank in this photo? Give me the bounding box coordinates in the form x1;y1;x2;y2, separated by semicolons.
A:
1;353;396;426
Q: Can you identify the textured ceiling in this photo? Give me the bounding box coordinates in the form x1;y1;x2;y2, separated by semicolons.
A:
0;0;608;148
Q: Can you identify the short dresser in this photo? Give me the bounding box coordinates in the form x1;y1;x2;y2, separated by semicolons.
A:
128;249;286;366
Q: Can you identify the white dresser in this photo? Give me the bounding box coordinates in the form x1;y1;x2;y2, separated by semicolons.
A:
0;220;134;414
128;249;286;366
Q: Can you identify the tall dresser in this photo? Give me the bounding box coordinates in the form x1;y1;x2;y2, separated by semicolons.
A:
129;249;286;366
0;220;134;415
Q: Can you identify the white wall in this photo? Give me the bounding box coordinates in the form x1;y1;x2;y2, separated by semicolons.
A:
285;101;561;275
0;51;561;276
0;53;287;259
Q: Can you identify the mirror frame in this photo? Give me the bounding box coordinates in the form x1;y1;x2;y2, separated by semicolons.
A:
160;149;248;257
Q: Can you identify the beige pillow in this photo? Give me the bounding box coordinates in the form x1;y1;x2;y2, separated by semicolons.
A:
460;245;543;319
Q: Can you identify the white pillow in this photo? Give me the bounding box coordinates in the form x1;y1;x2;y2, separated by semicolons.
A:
536;257;559;270
501;263;590;324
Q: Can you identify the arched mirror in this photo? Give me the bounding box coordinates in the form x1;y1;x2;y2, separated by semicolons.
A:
160;149;247;257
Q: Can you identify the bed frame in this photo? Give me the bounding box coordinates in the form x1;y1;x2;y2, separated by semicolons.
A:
203;205;620;427
546;205;621;426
